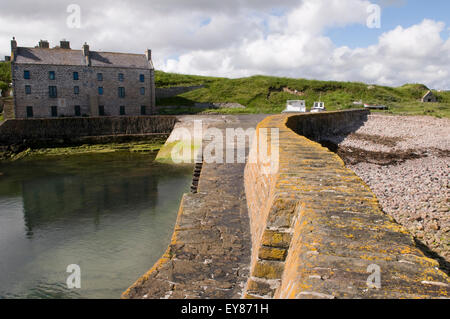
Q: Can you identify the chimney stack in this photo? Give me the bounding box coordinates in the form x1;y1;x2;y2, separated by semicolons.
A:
39;40;50;49
60;40;70;49
145;49;152;61
11;37;17;61
83;42;89;56
83;42;91;66
11;37;17;52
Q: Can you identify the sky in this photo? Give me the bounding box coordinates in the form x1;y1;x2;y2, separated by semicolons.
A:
1;0;449;89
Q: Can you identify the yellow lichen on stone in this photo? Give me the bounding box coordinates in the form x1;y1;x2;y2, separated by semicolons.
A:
245;111;450;299
253;261;285;279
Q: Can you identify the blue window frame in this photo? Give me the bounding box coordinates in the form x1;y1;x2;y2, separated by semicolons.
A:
74;86;79;94
141;105;146;115
139;74;145;82
97;73;103;81
118;87;125;98
73;72;79;80
49;86;57;98
49;71;56;80
25;85;31;94
120;106;125;115
98;105;105;116
98;87;104;95
118;73;124;82
24;70;30;79
140;87;145;95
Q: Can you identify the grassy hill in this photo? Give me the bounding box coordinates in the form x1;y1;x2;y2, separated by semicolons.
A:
155;71;450;117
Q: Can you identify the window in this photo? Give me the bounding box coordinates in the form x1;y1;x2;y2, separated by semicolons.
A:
51;106;58;117
49;86;57;98
118;73;124;82
26;106;33;118
97;73;103;81
140;74;145;82
120;105;125;115
118;87;125;98
49;71;56;80
98;105;105;116
98;87;104;95
141;105;146;115
140;87;145;95
74;105;81;116
24;70;30;79
73;72;79;80
74;86;80;94
25;85;31;94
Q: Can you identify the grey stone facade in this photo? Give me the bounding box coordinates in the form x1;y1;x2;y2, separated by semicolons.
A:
10;38;155;119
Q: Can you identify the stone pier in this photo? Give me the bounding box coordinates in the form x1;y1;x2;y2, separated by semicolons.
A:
122;115;267;299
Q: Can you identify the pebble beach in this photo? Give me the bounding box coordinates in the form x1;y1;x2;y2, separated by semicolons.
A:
327;114;450;270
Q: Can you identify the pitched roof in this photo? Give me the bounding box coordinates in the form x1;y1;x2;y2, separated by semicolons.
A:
14;47;153;69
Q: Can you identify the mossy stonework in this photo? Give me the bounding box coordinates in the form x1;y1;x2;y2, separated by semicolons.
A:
244;111;449;299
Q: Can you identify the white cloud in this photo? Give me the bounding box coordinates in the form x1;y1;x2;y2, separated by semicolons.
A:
0;0;449;89
163;7;450;90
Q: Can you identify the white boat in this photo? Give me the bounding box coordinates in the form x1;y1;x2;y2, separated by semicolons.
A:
311;102;326;113
282;100;306;113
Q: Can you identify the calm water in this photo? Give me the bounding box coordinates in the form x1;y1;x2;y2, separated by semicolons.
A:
0;152;193;299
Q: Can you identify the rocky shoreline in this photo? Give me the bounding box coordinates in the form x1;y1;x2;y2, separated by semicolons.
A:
324;114;450;272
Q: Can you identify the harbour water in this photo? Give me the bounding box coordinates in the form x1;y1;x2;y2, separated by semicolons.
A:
0;152;193;299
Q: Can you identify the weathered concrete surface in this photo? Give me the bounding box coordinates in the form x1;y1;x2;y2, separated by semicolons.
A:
244;111;450;299
122;115;267;299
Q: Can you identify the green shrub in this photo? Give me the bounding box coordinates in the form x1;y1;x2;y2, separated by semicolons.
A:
0;62;11;84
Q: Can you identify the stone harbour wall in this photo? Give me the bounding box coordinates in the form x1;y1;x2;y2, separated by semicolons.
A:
243;110;450;299
0;116;177;145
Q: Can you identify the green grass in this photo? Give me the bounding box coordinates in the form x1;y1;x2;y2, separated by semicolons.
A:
0;61;11;92
155;71;450;117
155;70;223;88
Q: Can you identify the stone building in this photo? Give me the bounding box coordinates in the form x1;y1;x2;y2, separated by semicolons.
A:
421;90;437;103
10;38;155;118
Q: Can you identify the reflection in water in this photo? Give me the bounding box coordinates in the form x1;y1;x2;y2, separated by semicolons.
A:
0;152;193;299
